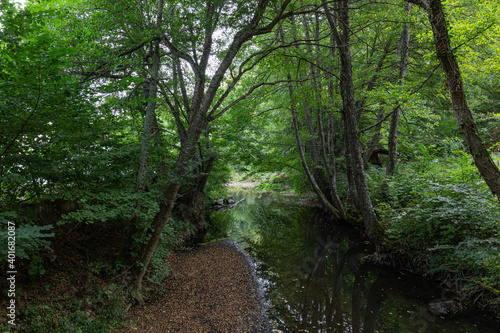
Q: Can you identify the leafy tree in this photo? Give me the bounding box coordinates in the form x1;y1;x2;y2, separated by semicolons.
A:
406;0;500;202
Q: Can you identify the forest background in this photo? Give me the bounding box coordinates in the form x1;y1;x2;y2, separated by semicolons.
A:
1;0;499;331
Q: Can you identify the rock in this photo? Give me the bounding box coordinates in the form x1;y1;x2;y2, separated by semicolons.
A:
429;300;459;316
217;198;224;205
226;196;236;204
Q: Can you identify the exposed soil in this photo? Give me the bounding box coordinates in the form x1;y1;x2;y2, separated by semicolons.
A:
116;242;272;333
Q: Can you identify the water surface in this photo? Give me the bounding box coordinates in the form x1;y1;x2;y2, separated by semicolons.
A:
207;190;499;332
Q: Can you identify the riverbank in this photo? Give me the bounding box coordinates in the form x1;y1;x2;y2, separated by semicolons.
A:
115;241;271;333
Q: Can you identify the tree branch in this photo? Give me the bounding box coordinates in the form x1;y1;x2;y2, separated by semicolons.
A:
208;79;306;122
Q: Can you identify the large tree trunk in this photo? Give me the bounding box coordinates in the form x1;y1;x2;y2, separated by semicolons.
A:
324;0;380;240
173;152;216;246
406;0;500;202
132;182;180;296
325;34;351;211
386;4;412;176
311;10;345;214
119;27;163;263
132;137;202;296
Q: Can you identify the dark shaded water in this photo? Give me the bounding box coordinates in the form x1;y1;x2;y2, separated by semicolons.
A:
207;190;500;333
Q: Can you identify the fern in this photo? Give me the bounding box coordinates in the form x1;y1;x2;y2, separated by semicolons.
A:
0;216;55;260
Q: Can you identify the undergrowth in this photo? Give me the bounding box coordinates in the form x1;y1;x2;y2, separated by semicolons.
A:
0;285;128;332
367;152;500;309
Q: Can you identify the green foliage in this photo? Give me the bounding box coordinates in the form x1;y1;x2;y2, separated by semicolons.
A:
205;211;233;241
0;218;54;260
380;154;500;294
6;286;127;333
387;182;499;246
28;254;46;277
0;0;139;228
254;172;293;192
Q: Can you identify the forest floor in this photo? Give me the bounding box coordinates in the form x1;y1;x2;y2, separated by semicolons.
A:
115;242;272;333
0;219;272;332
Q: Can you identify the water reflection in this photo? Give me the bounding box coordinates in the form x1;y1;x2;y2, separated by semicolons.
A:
207;190;499;332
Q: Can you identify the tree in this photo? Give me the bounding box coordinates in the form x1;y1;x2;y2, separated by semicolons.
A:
131;0;295;295
386;3;412;176
323;0;380;240
406;0;500;202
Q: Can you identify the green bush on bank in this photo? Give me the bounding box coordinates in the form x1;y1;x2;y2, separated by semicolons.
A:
370;153;500;299
0;285;127;333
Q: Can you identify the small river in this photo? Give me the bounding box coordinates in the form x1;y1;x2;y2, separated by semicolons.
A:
206;190;500;333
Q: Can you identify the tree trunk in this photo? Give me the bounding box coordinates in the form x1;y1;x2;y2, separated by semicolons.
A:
412;0;500;202
119;34;163;263
363;107;385;168
386;4;412;176
303;101;331;198
132;182;180;296
325;33;349;212
324;0;380;240
288;75;345;220
344;125;359;208
324;113;345;216
173;152;216;246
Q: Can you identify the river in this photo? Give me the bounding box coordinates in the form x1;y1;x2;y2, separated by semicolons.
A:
206;190;500;332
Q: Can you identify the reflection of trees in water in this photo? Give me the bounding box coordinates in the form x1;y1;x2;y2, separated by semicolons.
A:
248;205;389;333
221;193;496;333
295;239;386;333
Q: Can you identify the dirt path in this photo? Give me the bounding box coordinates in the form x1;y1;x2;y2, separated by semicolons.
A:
116;242;272;332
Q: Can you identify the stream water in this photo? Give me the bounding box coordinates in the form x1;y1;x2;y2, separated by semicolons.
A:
206;190;500;333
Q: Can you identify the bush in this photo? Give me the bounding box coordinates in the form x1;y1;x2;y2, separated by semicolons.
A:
205;211;233;241
381;153;500;296
0;285;127;333
387;182;499;248
0;212;54;261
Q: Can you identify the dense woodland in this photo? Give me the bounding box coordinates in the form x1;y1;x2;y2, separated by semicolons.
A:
1;0;500;331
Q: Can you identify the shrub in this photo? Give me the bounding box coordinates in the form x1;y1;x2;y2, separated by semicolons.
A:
0;212;54;261
387;182;499;248
381;154;500;296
